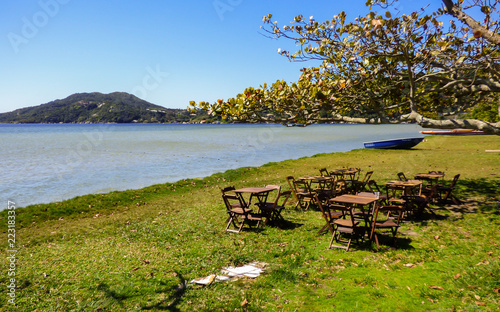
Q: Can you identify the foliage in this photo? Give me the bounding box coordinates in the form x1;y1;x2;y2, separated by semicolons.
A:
0;92;220;124
192;1;500;134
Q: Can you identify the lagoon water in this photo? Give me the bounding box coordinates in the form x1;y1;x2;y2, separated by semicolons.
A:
0;123;425;208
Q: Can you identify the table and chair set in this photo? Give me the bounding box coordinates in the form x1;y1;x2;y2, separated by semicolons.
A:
220;168;461;251
221;185;291;233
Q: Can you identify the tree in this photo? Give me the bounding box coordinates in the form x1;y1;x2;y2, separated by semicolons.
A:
191;0;500;134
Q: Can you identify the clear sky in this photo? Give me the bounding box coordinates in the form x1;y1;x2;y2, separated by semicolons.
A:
0;0;443;113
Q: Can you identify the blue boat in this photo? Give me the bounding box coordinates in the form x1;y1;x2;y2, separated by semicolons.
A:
363;137;424;149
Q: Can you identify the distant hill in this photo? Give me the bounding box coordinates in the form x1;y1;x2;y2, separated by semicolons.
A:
0;92;213;124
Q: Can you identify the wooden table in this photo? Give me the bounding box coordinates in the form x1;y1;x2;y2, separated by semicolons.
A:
329;194;379;229
329;168;360;193
329;168;359;180
385;180;422;196
233;187;276;208
414;172;445;186
299;176;335;191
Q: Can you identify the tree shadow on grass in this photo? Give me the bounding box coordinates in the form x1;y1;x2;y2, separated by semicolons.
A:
140;272;187;311
95;272;188;311
452;178;500;212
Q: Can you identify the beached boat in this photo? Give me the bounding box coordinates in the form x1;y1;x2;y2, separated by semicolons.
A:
419;129;489;135
363;137;424;149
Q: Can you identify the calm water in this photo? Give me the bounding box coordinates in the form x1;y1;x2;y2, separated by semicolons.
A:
0;123;425;208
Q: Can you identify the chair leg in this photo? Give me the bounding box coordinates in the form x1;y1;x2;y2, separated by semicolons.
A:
373;233;380;249
226;215;242;233
225;214;238;232
329;228;352;251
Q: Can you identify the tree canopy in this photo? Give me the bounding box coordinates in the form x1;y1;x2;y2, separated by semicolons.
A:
191;0;500;134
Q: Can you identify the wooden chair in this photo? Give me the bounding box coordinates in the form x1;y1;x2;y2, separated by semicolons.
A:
258;190;292;224
437;174;461;204
286;176;301;209
221;186;245;209
352;171;374;193
403;184;438;217
315;193;345;235
367;180;389;205
314;176;337;199
370;204;404;248
385;184;408;217
329;204;364;251
344;168;361;193
261;185;281;207
222;193;262;233
286;176;315;210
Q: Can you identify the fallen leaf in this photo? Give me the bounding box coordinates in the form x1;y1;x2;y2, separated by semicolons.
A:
429;285;445;290
428;298;435;303
474;295;481;300
493;288;499;294
142;259;150;264
454;273;461;279
404;263;417;268
241;299;248;307
476;260;489;265
434;235;440;240
475;301;486;306
131;267;140;272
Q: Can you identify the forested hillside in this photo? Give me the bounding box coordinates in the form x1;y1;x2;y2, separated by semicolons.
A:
0;92;215;123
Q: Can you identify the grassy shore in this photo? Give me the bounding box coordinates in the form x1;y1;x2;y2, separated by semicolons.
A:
1;135;499;311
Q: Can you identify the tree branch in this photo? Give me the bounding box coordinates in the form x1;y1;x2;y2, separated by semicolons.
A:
442;0;500;45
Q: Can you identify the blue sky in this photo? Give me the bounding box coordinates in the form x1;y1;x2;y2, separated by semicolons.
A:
1;0;443;113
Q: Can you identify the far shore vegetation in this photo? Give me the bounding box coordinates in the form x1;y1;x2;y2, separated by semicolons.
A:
1;135;499;311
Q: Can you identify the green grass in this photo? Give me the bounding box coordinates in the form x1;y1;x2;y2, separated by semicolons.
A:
1;135;499;311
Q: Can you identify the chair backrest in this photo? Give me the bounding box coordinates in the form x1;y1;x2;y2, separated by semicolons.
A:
319;168;330;177
276;190;292;207
361;171;374;183
264;184;281;205
221;186;236;194
367;180;381;193
314;193;347;219
294;179;312;193
449;174;460;188
222;193;245;212
397;172;408;181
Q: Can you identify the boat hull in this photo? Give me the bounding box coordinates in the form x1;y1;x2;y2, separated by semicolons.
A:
363;137;424;149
